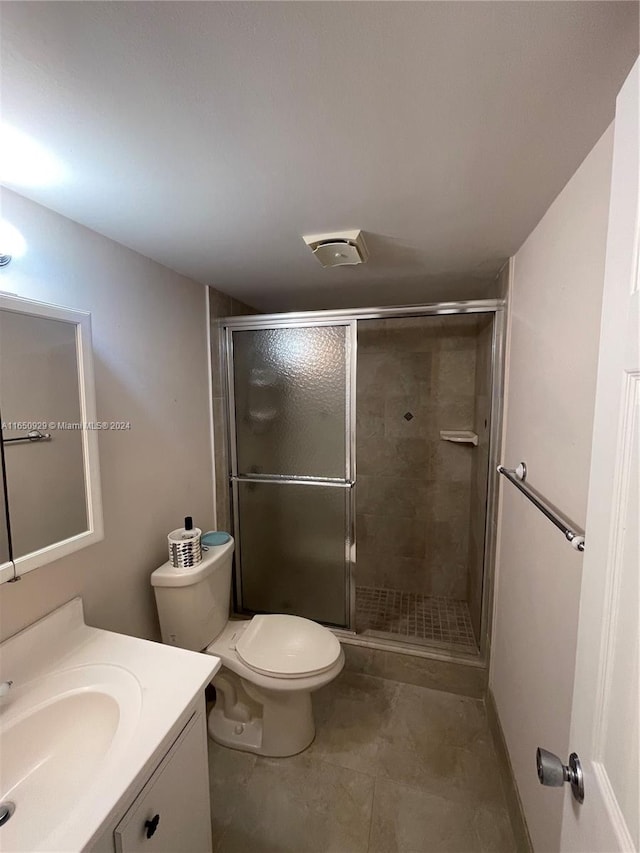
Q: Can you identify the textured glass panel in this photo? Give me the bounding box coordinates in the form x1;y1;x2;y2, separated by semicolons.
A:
233;326;347;478
238;481;348;627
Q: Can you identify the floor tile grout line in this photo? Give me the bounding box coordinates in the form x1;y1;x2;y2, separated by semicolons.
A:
371;766;512;816
366;776;378;853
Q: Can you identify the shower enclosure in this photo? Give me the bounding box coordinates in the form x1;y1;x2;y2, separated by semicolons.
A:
221;301;504;659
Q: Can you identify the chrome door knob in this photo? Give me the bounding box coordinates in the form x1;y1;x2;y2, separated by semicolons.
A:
536;747;584;803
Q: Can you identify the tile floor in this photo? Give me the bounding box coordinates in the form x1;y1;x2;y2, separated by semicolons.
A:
355;586;478;652
207;669;518;852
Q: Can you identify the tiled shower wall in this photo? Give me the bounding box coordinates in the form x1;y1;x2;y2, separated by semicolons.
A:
208;289;256;533
356;315;488;603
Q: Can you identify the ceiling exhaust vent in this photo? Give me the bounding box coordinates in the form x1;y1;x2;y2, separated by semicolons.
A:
302;230;369;268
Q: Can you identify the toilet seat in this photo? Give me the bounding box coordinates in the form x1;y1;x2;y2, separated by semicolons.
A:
235;614;342;678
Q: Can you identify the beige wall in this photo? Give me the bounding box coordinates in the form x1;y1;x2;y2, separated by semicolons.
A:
490;126;614;852
0;189;227;643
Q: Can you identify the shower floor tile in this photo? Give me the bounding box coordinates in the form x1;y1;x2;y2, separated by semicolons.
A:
355;586;477;651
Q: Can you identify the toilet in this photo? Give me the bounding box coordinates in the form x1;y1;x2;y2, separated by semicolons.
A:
150;538;344;757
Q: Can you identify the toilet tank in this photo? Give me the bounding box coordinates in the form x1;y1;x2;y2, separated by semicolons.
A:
150;538;234;651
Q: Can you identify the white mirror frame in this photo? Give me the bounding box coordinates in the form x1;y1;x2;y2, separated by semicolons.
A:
0;294;103;583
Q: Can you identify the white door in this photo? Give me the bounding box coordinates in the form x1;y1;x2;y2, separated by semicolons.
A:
560;59;639;853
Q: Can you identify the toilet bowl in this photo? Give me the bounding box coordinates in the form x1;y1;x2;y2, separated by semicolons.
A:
150;539;344;757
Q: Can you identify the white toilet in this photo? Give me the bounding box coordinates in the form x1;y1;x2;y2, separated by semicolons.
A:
150;538;344;757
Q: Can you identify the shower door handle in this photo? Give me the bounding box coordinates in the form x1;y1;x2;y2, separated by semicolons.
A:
232;475;355;488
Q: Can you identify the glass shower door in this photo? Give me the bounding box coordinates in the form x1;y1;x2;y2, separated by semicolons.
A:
227;323;355;628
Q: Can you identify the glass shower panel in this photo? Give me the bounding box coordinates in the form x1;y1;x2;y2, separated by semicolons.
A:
237;480;348;626
232;326;348;479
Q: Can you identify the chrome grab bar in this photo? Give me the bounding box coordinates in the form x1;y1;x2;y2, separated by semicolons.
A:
497;461;585;552
2;429;51;444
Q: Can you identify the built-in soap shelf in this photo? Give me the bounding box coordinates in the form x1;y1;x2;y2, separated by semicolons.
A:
439;429;478;446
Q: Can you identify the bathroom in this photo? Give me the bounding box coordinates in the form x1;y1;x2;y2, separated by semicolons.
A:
0;3;638;853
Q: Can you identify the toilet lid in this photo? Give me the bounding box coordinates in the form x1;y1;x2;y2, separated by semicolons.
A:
236;614;341;678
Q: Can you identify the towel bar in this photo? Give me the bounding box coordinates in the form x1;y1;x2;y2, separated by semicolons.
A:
497;462;585;552
2;429;52;444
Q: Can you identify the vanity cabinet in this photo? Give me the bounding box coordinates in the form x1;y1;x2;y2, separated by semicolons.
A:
114;710;211;853
0;598;217;853
92;700;212;853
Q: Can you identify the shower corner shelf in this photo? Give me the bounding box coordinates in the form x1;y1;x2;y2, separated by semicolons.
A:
440;429;478;446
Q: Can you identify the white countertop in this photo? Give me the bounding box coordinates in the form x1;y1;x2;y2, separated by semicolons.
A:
0;597;219;852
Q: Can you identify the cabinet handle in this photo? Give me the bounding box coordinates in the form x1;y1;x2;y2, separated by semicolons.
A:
144;814;160;839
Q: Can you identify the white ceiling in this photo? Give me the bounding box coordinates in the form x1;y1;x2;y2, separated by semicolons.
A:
1;2;637;311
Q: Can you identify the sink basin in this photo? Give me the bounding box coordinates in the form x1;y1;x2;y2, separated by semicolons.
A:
0;665;142;852
0;598;218;852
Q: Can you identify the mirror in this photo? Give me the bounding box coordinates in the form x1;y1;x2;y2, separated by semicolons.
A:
0;294;103;583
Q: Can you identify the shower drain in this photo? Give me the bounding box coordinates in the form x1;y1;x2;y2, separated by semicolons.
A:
0;801;15;826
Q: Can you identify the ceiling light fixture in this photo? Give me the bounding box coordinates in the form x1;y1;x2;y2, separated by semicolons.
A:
0;220;27;267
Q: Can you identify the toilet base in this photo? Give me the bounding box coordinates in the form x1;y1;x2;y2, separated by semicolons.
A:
208;667;315;757
208;704;265;753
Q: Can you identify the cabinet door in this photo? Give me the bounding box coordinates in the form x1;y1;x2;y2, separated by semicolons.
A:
114;712;212;853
